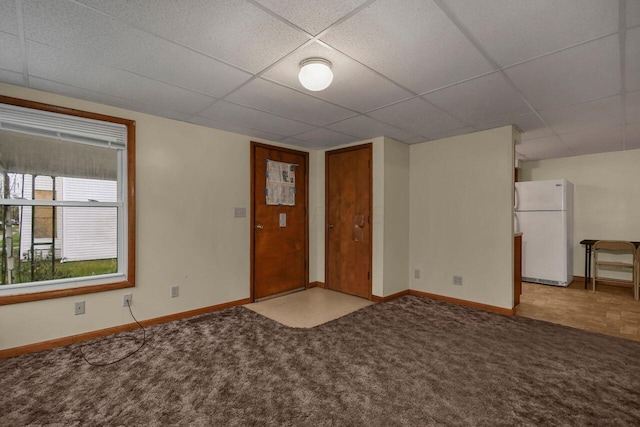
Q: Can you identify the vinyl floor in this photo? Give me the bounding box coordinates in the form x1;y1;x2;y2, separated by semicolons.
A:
517;280;640;342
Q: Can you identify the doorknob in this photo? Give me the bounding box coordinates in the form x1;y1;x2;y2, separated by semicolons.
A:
256;224;263;230
327;224;334;229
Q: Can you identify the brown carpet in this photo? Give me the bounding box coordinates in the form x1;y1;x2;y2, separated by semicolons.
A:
1;295;640;426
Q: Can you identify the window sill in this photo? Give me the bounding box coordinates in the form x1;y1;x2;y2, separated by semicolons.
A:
0;274;133;305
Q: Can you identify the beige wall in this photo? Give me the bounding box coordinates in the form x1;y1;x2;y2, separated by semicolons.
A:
519;149;640;278
382;137;410;296
409;126;516;309
0;83;312;350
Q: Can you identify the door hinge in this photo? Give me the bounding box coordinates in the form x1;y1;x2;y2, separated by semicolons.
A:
367;271;370;280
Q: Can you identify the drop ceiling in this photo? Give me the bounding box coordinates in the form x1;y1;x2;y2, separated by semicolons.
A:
0;0;638;160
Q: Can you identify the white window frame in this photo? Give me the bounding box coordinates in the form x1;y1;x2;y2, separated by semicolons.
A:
0;96;135;304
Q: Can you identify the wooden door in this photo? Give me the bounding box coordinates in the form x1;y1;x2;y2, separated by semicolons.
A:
326;144;372;299
251;142;308;300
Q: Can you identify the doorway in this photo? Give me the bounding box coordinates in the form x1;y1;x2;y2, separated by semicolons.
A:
325;143;372;299
251;142;308;301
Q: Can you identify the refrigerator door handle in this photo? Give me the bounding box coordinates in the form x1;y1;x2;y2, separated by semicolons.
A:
514;186;519;210
514;213;520;233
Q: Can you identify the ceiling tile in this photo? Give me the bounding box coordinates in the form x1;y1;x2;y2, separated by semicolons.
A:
0;0;18;34
198;100;315;136
280;136;311;147
625;123;640;150
516;136;572;160
27;41;216;115
326;115;417;142
368;97;465;137
29;77;194;121
0;69;24;86
626;27;640;92
293;128;356;148
540;95;624;135
628;0;640;28
262;41;413;112
255;0;368;35
226;78;355;126
404;136;429;144
188;116;284;142
75;0;309;73
0;32;22;73
22;0;252;98
626;90;640;124
441;0;618;67
505;35;621;110
425;72;532;125
321;0;494;94
427;126;476;141
477;113;554;141
561;126;623;156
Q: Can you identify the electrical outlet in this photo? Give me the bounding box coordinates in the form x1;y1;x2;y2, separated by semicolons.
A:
453;275;463;286
75;301;85;315
414;269;420;279
171;285;179;298
122;294;132;307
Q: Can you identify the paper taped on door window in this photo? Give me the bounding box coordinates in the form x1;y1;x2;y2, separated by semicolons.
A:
265;159;296;206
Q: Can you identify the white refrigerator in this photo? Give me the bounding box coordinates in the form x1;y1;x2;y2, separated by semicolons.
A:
515;179;574;287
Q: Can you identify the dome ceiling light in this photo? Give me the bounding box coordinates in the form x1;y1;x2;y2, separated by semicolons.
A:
298;58;333;91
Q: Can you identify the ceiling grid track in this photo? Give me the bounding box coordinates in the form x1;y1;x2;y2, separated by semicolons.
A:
432;0;576;156
620;0;628;150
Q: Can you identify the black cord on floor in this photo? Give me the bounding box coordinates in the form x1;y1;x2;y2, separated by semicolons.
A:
79;301;147;366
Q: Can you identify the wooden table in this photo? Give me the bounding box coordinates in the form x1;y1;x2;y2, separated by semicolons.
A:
580;239;640;289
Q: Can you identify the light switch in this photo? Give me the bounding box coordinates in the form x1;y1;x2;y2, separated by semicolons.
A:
234;207;246;218
279;213;286;227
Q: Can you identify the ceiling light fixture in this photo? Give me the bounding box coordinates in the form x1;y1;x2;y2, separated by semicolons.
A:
298;58;333;91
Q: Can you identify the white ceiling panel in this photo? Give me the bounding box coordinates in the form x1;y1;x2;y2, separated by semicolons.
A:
22;0;252;98
321;0;494;94
560;126;623;156
0;1;632;159
188;116;284;142
541;95;624;136
404;136;429;145
476;113;554;141
626;90;640;124
198;100;315;136
255;0;368;35
226;78;355;126
368;97;465;137
425;72;532;125
516;136;572;161
441;0;618;68
29;77;195;122
626;27;640;92
505;35;621;110
280;136;312;147
74;0;309;73
293;128;355;148
326;115;417;142
262;41;412;112
0;0;18;34
628;0;640;28
427;126;476;142
0;69;24;86
625;123;640;150
27;41;216;115
0;32;22;73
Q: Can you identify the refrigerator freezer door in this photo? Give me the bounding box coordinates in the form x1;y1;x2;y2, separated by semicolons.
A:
515;179;567;211
516;211;569;285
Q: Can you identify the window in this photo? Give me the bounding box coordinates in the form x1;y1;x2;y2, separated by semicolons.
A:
0;96;135;304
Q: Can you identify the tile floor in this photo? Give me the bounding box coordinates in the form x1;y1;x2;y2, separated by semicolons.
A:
244;287;373;328
516;280;640;342
246;281;640;342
